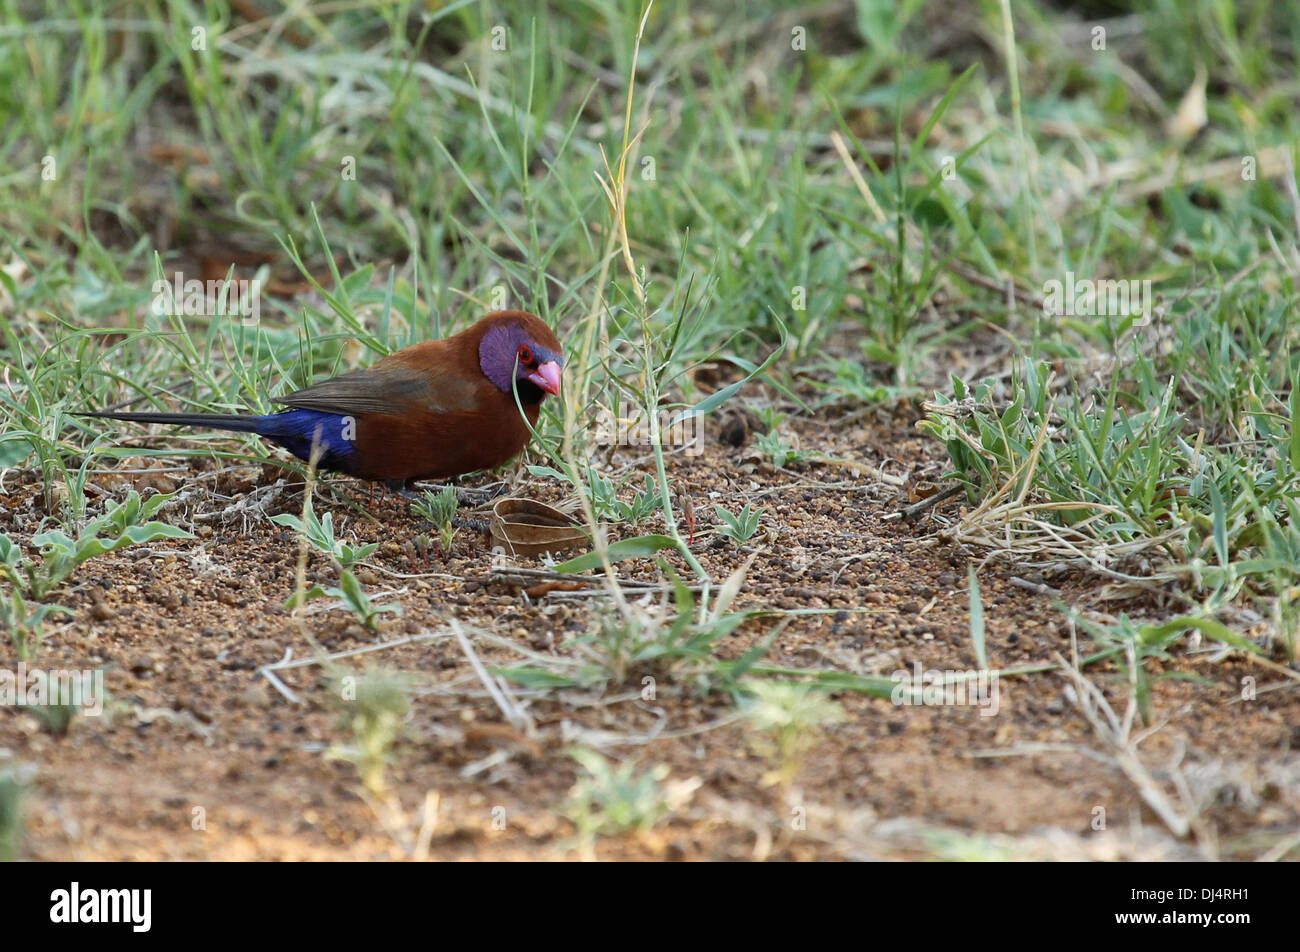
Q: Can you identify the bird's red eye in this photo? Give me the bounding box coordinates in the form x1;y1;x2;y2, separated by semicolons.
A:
517;345;534;365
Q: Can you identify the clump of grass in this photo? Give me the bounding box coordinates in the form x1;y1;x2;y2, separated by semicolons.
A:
0;491;192;602
714;503;764;546
411;487;458;558
1066;611;1263;725
757;428;812;468
327;668;411;795
497;556;771;696
563;749;698;859
920;357;1300;647
279;475;398;633
0;491;192;657
28;677;85;736
270;498;377;570
740;681;846;789
286;568;402;633
0;586;61;660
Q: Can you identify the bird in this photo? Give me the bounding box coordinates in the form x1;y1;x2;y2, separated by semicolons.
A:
81;311;564;490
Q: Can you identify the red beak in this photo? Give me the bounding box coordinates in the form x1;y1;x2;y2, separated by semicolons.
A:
527;360;562;396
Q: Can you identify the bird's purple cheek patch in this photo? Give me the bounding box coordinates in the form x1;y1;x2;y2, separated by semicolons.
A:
528;360;563;396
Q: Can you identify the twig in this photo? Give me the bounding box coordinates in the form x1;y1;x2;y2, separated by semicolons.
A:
1055;652;1205;848
888;483;965;522
452;620;534;736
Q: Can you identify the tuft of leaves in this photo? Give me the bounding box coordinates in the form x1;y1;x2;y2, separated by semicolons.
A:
286;569;402;633
714;503;764;546
411;487;459;557
271;500;376;569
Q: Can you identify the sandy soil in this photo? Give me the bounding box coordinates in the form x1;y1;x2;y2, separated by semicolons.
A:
2;398;1297;860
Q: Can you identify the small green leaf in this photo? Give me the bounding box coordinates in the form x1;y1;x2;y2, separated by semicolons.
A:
122;523;192;544
0;437;32;468
338;569;365;606
1138;616;1262;655
553;535;679;574
285;584;330;610
666;321;787;428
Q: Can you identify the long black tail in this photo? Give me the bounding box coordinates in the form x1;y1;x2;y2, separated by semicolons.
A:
78;410;265;434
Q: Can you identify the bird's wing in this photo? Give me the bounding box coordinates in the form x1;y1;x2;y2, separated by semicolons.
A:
273;367;434;416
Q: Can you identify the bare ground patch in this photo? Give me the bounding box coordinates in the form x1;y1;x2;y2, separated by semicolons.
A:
3;404;1297;860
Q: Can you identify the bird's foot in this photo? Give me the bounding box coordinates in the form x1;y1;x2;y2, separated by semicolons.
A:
384;479;423;501
409;516;491;535
452;515;491;534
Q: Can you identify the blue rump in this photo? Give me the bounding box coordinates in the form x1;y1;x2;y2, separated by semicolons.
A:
255;409;359;473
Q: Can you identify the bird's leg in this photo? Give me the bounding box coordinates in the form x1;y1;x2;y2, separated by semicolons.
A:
683;496;697;546
384;478;423;501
